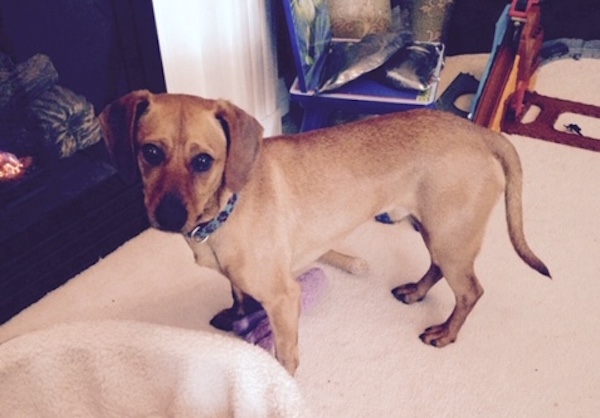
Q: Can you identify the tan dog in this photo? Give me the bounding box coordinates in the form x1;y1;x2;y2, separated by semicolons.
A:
100;90;550;375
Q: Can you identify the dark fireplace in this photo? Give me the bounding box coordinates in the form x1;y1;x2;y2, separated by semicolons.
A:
0;0;166;323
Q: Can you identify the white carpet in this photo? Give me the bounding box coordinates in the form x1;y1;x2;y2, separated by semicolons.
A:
2;55;600;417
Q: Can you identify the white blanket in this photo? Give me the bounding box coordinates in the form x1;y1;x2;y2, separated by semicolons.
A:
0;320;312;418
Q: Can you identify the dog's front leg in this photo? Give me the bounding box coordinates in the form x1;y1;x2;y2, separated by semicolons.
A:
210;285;263;332
318;250;369;275
258;274;302;375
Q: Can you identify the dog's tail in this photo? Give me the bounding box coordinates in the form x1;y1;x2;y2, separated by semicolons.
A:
487;133;551;278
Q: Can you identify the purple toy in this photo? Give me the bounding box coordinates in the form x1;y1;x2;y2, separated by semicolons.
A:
222;267;328;351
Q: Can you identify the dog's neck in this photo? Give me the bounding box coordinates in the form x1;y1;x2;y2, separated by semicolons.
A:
187;193;239;243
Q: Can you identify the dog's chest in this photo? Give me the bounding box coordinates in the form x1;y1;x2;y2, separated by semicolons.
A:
186;238;221;271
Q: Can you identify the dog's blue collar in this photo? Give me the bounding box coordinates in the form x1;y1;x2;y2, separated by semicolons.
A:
188;193;238;243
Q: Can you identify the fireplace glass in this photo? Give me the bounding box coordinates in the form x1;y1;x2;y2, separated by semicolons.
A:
0;0;166;323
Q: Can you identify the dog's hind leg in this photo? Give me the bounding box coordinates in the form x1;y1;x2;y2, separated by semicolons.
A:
394;239;484;347
391;263;443;304
418;260;484;347
392;205;489;347
414;211;488;347
391;214;443;304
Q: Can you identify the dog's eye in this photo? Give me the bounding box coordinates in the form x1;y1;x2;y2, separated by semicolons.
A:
191;153;214;173
140;144;165;166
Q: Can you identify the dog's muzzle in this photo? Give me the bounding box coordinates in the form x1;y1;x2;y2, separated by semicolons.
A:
154;193;188;232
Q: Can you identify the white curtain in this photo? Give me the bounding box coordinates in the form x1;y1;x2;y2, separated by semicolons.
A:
152;0;285;136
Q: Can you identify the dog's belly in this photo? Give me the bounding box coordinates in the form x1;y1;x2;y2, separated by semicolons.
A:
289;207;408;275
291;248;334;275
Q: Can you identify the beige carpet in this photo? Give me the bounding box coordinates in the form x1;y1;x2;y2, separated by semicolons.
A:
2;55;600;417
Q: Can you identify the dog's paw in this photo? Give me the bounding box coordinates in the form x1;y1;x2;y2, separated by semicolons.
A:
345;257;369;276
419;324;456;348
210;296;264;332
209;308;238;331
391;283;425;304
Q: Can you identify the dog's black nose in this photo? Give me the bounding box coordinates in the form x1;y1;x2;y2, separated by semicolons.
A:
154;193;188;232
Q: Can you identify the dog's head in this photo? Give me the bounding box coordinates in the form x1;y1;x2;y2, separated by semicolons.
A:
99;90;263;234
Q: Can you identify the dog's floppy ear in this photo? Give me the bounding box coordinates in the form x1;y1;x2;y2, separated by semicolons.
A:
215;100;264;192
98;90;151;183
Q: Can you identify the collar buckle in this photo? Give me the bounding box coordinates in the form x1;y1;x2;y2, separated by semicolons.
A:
187;193;238;243
190;225;210;243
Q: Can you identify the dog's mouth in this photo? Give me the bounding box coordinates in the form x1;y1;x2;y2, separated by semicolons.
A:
151;192;238;241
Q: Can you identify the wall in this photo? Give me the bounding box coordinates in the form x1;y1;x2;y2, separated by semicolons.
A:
445;0;600;56
152;0;286;136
